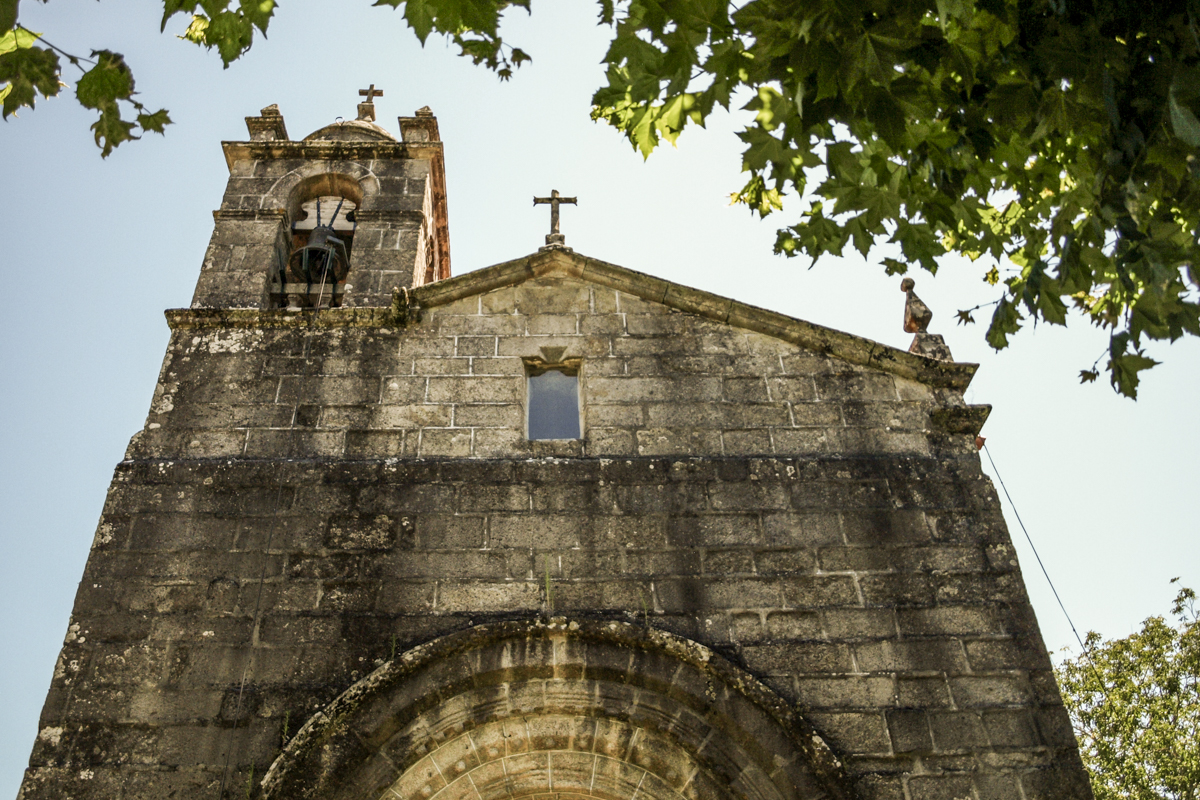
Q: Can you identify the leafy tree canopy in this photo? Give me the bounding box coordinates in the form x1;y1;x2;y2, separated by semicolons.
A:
1055;581;1199;800
4;0;1200;394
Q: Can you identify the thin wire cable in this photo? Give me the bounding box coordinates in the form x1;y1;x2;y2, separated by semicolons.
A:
982;442;1091;655
983;443;1110;693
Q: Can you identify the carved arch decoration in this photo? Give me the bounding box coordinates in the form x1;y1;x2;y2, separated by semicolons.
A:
260;619;856;800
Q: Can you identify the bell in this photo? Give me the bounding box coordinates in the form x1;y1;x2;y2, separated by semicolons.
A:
286;224;350;309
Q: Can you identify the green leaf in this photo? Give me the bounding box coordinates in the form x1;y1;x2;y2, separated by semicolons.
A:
205;11;254;65
90;102;138;157
0;0;18;33
161;0;200;31
1169;90;1200;148
1108;334;1160;398
137;108;172;134
0;43;58;118
238;0;275;34
75;50;134;110
0;25;37;55
865;87;905;148
985;297;1021;349
181;14;208;45
402;0;436;43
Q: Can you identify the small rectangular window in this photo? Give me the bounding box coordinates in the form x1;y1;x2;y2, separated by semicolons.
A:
527;364;581;440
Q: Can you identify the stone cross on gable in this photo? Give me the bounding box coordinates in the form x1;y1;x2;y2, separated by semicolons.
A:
356;84;383;122
533;189;577;248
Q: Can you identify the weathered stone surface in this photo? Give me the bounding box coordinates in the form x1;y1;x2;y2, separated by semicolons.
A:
23;441;1090;798
19;117;1092;800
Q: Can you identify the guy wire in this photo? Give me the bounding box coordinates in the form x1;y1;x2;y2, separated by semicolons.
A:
982;442;1107;686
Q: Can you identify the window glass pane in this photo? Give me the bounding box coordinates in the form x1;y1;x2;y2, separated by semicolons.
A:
528;370;580;440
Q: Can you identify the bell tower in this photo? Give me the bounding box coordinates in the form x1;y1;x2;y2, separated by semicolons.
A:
193;91;450;310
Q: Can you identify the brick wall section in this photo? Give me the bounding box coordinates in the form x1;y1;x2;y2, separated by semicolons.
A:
139;277;956;461
21;275;1091;799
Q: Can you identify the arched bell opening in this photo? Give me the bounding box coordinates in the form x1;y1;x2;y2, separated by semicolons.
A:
260;620;855;800
270;173;369;309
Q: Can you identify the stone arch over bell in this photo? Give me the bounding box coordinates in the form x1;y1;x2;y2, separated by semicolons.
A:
261;163;381;218
259;620;856;800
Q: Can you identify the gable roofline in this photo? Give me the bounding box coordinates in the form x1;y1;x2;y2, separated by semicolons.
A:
411;247;978;392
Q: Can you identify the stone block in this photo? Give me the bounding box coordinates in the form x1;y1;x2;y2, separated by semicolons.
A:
821;609;896;642
345;430;408;457
472;427;525;456
668;514;760;547
905;774;976;800
781;575;859;608
886;708;933;753
325;513;409;551
489;514;581;549
427;376;522;404
527;314;580;335
742;642;854;673
793;676;896;709
413;356;471;375
372;404;452;428
948;676;1032;708
435;581;540;613
636;428;724;456
814;372;898;402
763;610;823;640
468;357;525;376
853;639;969;674
417;429;472;457
457;484;530;512
722;429;774;455
415;515;485;549
754;548;817;574
455;336;498;357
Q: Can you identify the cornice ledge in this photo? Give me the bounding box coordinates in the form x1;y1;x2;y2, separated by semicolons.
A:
166;307;398;330
409;250;979;391
212;208;287;222
221;139;442;170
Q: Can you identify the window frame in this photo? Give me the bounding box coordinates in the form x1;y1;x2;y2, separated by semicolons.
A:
523;357;583;441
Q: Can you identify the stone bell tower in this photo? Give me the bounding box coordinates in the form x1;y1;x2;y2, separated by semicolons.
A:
195;90;450;310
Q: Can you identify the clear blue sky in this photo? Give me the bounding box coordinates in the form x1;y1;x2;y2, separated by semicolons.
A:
2;1;1197;795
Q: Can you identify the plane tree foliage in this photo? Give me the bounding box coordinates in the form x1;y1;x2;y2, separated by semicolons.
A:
1055;583;1199;800
3;0;1200;394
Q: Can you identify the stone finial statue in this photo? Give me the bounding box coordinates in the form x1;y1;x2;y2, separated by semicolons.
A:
902;277;954;360
901;277;933;333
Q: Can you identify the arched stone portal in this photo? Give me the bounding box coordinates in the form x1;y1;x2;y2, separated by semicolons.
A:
260;620;855;800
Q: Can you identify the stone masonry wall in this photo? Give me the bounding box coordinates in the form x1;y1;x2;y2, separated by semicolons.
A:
144;276;960;462
21;274;1092;800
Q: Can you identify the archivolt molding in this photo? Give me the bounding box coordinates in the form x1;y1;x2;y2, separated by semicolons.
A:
261;162;382;217
260;619;854;800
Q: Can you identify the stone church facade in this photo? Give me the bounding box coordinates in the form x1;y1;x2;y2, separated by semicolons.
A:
19;98;1093;800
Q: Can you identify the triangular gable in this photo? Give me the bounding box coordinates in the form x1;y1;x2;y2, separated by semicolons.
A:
410;247;978;393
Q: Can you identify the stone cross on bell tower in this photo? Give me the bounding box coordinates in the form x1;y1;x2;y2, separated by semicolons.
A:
357;84;383;122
